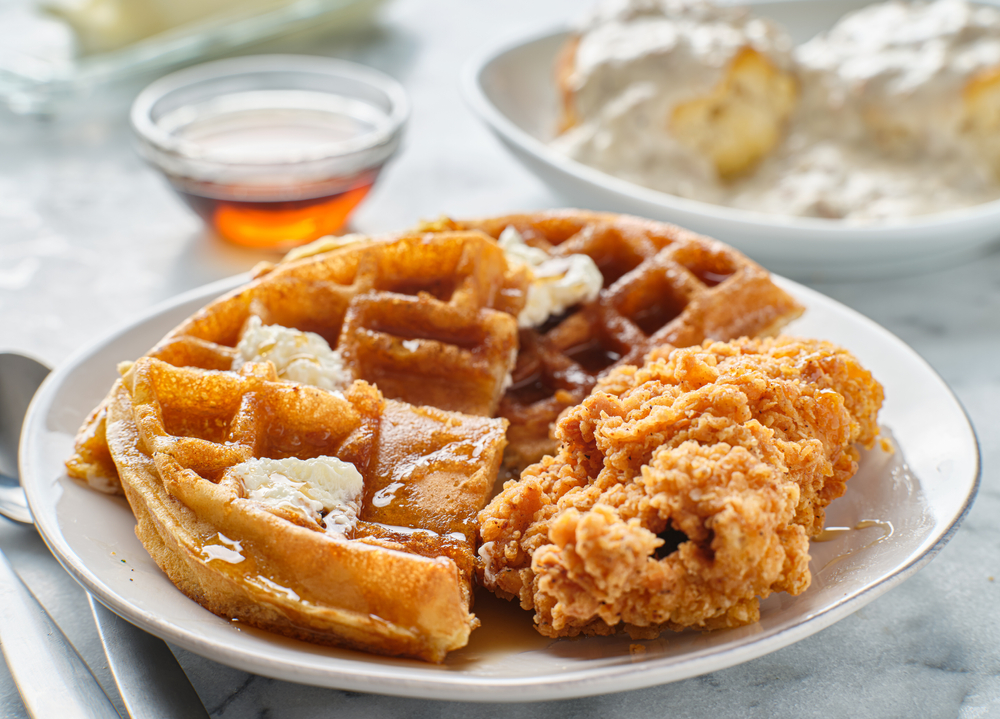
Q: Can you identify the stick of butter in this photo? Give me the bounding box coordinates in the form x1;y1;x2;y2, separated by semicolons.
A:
42;0;292;54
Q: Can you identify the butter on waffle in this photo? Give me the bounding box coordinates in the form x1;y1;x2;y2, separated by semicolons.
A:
106;356;506;662
421;210;804;470
68;231;526;492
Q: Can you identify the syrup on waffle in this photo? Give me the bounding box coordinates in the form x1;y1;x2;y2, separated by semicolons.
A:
420;210;805;469
68;231;526;492
106;357;506;662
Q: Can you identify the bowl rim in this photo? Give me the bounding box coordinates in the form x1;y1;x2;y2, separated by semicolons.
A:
130;54;410;167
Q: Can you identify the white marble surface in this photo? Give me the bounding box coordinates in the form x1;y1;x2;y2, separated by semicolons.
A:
1;0;999;716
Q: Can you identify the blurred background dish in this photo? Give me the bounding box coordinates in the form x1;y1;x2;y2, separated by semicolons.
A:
0;0;381;114
463;0;1000;281
130;55;407;248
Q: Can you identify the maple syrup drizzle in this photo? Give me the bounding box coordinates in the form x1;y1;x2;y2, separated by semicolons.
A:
813;519;894;544
445;588;552;665
815;519;895;572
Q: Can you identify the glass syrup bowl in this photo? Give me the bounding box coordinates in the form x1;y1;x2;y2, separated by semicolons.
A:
131;54;408;249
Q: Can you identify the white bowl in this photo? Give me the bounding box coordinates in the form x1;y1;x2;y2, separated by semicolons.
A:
462;0;1000;281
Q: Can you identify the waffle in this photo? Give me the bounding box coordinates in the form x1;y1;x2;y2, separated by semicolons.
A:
106;357;506;662
422;211;804;469
68;231;526;492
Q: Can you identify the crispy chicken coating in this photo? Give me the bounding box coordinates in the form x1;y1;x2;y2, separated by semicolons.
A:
477;336;883;638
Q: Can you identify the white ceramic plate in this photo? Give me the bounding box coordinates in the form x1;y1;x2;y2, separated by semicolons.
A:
21;275;979;702
463;0;1000;281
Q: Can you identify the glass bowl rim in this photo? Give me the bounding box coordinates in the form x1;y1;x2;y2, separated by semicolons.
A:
130;54;410;166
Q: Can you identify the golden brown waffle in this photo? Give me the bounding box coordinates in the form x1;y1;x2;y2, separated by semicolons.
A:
68;232;526;492
423;211;804;470
107;356;506;662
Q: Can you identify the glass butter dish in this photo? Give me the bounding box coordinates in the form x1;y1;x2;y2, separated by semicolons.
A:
0;0;380;113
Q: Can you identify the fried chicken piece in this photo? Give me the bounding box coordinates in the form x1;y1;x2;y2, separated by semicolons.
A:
477;336;883;638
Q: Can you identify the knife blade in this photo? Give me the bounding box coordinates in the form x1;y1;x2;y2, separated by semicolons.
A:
0;547;120;719
88;595;210;719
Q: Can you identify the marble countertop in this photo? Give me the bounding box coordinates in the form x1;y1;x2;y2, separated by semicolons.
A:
2;0;999;716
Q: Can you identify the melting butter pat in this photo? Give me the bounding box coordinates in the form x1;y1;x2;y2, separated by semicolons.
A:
233;456;364;535
498;226;603;328
233;315;352;391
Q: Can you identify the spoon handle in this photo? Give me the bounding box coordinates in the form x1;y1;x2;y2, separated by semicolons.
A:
0;548;120;719
88;594;211;719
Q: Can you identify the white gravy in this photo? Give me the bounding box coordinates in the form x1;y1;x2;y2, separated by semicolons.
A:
552;0;1000;220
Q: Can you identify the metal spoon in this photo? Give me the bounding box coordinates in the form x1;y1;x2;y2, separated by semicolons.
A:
0;353;47;523
0;352;118;717
0;352;209;719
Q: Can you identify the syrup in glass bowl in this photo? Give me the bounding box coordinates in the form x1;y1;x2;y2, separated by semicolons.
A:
131;55;408;249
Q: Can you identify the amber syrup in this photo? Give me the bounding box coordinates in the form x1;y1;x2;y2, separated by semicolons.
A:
161;91;393;249
175;171;377;250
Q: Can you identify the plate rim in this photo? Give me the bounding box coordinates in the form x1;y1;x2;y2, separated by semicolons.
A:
19;273;982;702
